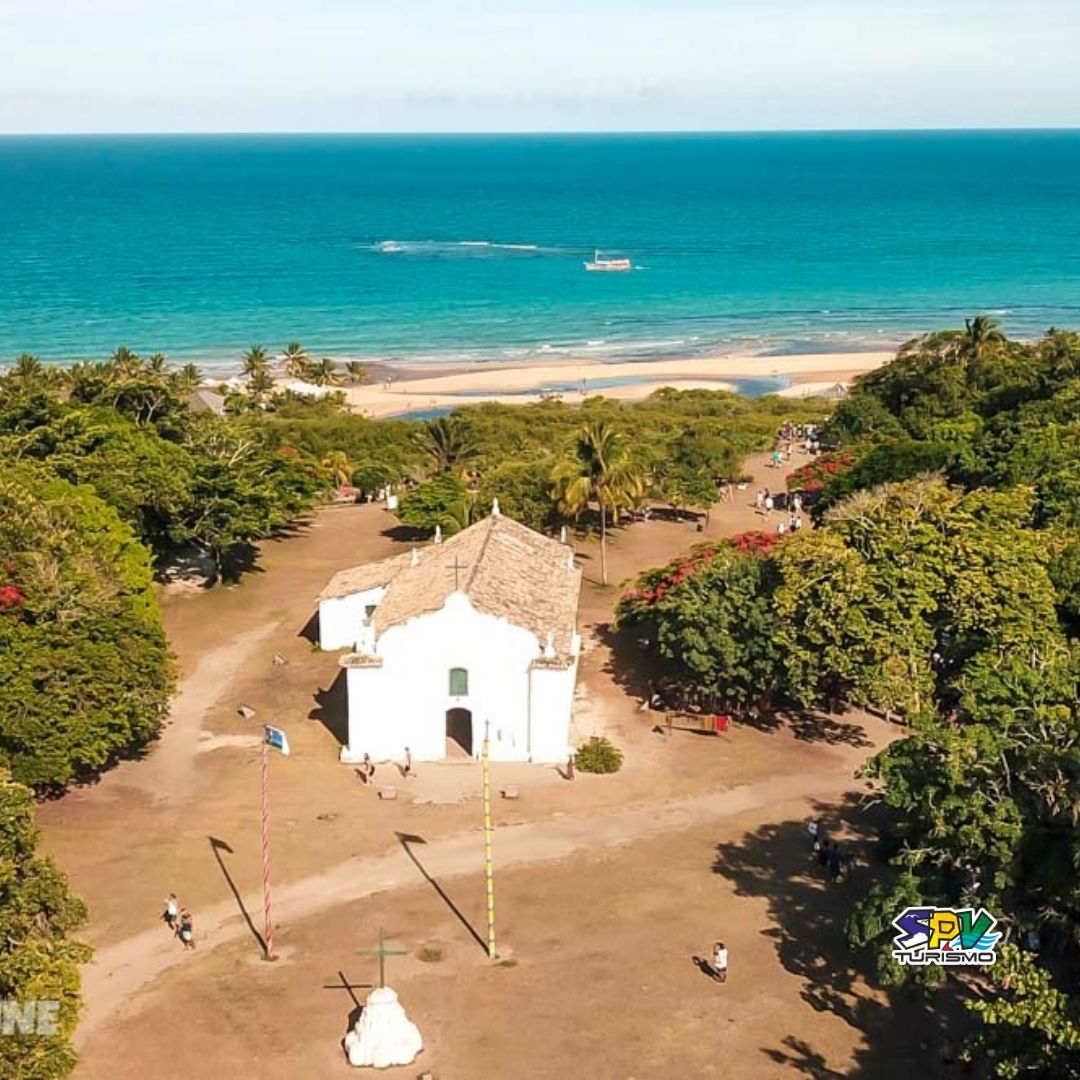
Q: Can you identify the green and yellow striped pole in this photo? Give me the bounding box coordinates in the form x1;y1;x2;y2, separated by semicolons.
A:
482;719;496;959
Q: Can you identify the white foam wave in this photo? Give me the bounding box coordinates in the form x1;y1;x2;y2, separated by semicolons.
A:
374;239;547;256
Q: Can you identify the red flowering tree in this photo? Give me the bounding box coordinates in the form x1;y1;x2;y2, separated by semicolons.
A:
787;450;859;493
0;563;25;613
616;540;784;712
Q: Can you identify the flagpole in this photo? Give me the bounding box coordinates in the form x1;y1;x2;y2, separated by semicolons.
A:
261;734;276;961
482;719;496;959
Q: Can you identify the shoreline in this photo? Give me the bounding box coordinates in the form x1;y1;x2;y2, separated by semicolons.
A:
331;349;891;418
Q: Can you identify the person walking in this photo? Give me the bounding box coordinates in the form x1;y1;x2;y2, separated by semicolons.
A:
566;753;575;781
362;753;375;783
402;747;413;778
178;909;196;950
828;843;843;884
712;941;729;983
764;493;774;517
163;893;179;931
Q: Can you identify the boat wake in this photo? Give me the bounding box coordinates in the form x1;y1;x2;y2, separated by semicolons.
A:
373;239;555;257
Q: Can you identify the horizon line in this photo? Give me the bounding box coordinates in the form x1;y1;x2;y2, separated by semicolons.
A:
2;126;1080;139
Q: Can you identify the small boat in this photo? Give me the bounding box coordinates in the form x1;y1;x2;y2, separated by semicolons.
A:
584;249;632;272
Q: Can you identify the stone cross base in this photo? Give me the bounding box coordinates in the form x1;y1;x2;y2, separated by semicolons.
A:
344;986;423;1069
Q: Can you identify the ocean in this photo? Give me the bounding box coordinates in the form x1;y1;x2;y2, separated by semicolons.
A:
1;131;1079;372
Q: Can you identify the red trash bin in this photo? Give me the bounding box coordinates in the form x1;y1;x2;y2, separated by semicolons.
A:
714;714;731;733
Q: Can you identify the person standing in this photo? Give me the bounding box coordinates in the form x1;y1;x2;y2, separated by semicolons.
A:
566;753;575;781
712;941;729;983
163;893;179;931
764;493;774;517
403;747;413;778
178;909;196;950
362;752;375;783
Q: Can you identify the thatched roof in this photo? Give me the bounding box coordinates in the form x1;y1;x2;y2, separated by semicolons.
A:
320;514;581;657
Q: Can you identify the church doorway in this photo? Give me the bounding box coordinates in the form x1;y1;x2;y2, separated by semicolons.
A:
445;708;473;758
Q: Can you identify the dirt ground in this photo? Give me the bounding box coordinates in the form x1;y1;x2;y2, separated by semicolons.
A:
35;451;936;1079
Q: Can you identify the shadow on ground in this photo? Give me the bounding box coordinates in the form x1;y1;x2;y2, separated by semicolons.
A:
310;668;349;746
596;619;873;748
712;794;971;1078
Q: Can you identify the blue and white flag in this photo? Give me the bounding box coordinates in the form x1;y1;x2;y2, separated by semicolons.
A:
264;725;291;757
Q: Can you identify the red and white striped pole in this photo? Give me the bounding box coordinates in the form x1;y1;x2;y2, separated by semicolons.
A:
261;736;276;961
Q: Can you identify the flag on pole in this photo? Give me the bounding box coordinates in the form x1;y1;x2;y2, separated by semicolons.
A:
264;725;291;756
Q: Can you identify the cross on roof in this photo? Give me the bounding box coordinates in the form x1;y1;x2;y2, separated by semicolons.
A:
450;554;470;592
357;927;408;988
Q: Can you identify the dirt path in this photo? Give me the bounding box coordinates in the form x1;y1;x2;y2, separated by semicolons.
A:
77;755;869;1046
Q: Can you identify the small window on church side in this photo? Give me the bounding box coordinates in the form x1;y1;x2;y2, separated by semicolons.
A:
449;667;468;697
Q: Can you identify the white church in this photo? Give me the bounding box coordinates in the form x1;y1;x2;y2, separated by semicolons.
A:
317;507;583;764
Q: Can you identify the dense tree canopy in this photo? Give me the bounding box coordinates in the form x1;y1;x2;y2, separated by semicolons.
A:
0;464;173;788
622;321;1080;1077
0;772;90;1078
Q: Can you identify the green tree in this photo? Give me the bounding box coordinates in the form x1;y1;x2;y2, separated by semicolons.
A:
396;473;471;535
242;345;269;379
344;361;369;386
307;356;338;386
321;450;354;489
0;464;173;787
551;421;644;585
417;417;476;474
0;772;91;1079
281;342;309;379
475;458;559;532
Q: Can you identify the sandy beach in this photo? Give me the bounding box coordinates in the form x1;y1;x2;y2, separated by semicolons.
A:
340;349;891;418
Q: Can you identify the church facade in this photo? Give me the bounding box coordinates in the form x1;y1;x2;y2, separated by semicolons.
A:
317;511;582;764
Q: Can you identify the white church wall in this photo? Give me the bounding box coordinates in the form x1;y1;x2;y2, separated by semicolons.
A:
346;593;548;763
341;664;395;762
528;659;578;763
318;586;387;650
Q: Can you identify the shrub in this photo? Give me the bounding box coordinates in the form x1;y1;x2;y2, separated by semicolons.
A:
574;736;623;774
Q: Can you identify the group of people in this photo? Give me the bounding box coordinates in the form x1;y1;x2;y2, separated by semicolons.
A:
755;488;806;534
358;747;415;785
162;893;196;950
808;821;855;884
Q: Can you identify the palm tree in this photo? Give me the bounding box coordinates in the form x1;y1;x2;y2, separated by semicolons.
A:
307;356;338;386
146;352;169;377
960;314;1006;364
175;363;203;394
551;421;644;585
418;417;475;473
282;342;309;379
247;369;274;403
5;353;46;389
344;361;369;386
110;346;142;379
242;345;269;379
321;450;355;490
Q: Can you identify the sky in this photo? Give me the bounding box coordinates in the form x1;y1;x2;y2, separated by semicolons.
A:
2;0;1079;133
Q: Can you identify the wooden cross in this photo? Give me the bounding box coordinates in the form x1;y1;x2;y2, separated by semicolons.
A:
357;927;407;989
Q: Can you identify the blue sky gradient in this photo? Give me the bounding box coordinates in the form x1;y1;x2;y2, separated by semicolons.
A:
2;1;1079;133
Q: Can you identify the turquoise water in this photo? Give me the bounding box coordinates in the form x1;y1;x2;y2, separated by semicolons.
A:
2;132;1079;371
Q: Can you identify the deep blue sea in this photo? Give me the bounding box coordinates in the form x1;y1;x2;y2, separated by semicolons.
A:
1;132;1079;372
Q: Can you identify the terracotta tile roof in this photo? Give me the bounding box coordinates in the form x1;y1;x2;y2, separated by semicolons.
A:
320;514;581;657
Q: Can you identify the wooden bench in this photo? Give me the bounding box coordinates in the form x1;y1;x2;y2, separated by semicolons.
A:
378;786;398;800
501;785;520;800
